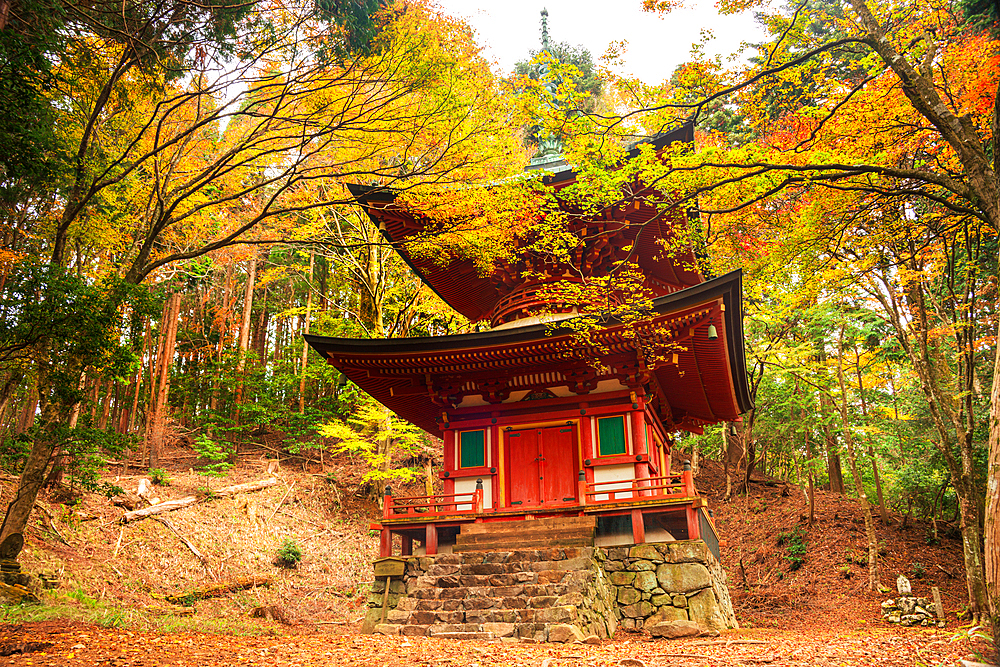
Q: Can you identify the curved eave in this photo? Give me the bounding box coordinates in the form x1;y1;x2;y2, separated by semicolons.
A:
306;270;752;433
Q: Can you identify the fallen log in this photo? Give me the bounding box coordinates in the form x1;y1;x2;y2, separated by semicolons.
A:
119;495;198;523
211;478;278;498
119;477;277;523
165;576;272;606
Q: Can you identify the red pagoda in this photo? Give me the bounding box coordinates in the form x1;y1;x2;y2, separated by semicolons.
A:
306;124;751;559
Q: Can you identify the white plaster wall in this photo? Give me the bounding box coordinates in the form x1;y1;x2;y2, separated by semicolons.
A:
592;464;635;501
454;476;493;510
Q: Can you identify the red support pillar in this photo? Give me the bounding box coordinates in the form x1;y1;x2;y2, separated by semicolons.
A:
631;508;645;545
443;429;456;497
425;523;438;555
686;505;701;541
401;535;412;556
631;408;650;495
380;528;391;557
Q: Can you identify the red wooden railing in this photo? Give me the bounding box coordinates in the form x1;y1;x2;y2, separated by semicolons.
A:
383;488;484;520
579;470;696;506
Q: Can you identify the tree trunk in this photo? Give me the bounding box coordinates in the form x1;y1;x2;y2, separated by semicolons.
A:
126;318;151;434
298;251;314;414
723;422;744;500
253;305;269;365
802;403;815;527
851;341;890;525
98;380;114;430
235;256;257;410
15;379;38;435
837;330;879;591
148;294;181;469
0;396;57;555
820;392;846;494
869;446;890;524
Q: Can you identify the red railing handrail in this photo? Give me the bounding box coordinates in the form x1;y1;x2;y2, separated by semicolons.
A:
390;491;477;502
384;489;483;520
588;474;684;489
582;470;696;504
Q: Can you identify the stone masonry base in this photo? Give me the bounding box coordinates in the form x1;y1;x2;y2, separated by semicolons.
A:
363;540;737;642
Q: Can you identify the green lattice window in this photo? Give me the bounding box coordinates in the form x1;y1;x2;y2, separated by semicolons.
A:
597;416;627;456
459;430;485;468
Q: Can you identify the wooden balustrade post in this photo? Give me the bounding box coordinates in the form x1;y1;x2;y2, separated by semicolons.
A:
577;470;588;507
383;485;393;521
474;479;484;514
682;463;695;497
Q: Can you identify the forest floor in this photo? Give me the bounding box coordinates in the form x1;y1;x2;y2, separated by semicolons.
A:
0;439;992;666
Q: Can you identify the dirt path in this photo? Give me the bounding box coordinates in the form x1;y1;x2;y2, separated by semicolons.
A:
0;620;988;666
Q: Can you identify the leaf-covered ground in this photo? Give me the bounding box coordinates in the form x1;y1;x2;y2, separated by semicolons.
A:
0;446;988;666
0;620;990;666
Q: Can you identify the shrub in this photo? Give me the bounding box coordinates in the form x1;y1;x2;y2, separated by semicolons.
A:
149;468;171;486
777;525;807;571
275;539;302;569
193;432;233;478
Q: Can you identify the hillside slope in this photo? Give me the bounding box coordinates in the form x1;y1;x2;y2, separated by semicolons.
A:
691;455;970;630
0;443;973;636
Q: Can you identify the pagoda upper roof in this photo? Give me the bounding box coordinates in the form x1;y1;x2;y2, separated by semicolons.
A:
305;270;752;435
348;125;702;324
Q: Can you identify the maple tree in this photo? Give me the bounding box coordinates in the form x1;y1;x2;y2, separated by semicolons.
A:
0;0;524;553
2;0;999;652
523;0;1000;632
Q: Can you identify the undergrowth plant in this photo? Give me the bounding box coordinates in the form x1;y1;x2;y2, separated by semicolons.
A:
777;525;808;571
193;431;234;480
148;468;171;486
275;539;303;569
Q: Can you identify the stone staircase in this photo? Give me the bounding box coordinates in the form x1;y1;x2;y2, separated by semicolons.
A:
368;518;617;642
454;515;596;552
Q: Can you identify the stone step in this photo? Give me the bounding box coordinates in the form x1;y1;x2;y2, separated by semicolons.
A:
377;621;551;641
460;516;595;535
407;579;584;600
455;520;596;552
454;536;594;552
429;631;497;641
449;547;595;563
456;524;595;541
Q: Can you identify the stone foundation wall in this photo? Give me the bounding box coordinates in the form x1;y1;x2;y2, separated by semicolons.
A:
599;541;738;632
363;539;737;641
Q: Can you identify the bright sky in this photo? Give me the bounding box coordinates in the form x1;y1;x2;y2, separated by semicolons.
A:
434;0;767;85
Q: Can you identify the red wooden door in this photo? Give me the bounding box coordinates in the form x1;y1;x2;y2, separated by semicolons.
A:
505;429;540;507
540;425;577;504
506;425;578;507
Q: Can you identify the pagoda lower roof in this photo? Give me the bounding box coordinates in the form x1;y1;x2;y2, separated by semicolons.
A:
306;271;751;435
